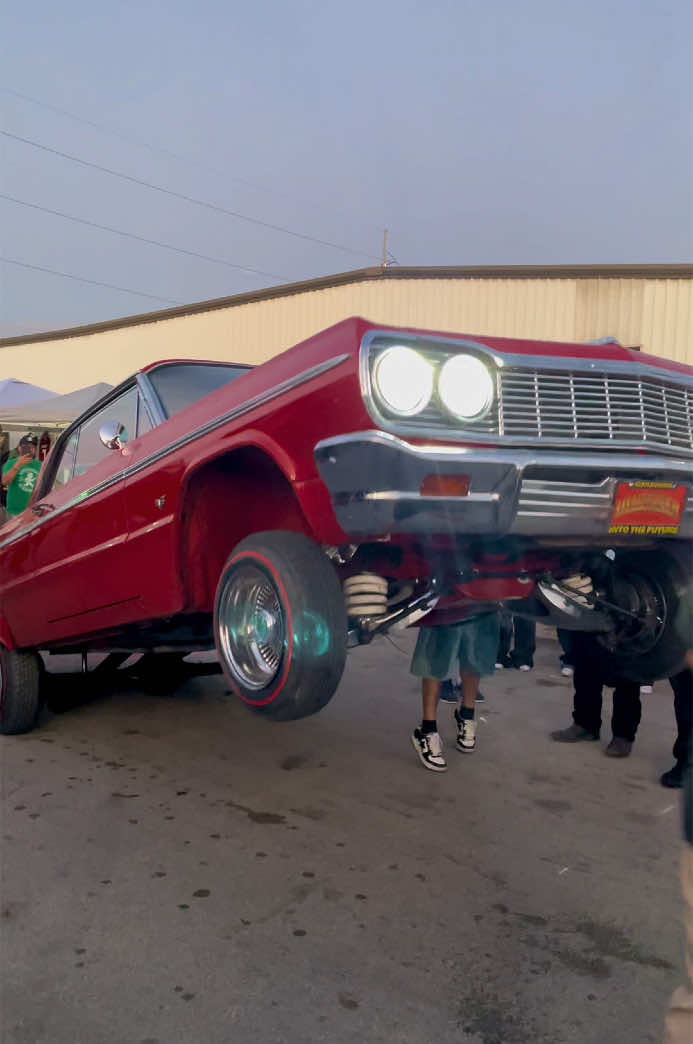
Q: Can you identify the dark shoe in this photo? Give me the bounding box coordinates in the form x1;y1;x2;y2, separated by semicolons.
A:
551;723;599;743
660;762;686;788
440;680;484;704
440;679;458;703
605;737;632;758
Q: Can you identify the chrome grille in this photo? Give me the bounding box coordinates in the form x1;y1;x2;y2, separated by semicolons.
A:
415;397;500;434
499;370;693;452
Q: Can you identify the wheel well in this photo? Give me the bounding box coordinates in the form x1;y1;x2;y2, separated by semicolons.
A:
180;448;311;611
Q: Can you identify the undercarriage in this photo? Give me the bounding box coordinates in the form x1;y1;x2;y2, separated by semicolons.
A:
338;541;691;684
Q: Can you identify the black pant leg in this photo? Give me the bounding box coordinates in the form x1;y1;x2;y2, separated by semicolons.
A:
497;610;512;663
557;629;575;665
572;635;603;736
512;617;536;667
611;682;642;743
671;669;693;766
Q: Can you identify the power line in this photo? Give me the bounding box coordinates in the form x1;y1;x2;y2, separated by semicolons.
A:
0;193;286;280
2;129;380;261
2;86;385;245
0;85;279;199
1;257;184;305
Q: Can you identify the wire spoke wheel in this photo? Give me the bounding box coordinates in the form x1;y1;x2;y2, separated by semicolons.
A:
217;564;286;691
592;550;688;683
213;531;347;721
597;570;667;658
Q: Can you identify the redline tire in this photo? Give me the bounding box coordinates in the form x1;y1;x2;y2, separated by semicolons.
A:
0;646;42;735
214;531;347;721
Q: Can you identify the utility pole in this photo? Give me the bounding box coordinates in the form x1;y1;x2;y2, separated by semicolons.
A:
381;228;388;268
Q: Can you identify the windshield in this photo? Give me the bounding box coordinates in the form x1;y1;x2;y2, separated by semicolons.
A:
147;362;251;418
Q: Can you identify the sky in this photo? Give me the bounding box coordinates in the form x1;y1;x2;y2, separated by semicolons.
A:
1;0;692;337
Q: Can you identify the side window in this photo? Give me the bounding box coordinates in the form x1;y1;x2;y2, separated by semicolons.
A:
51;430;80;490
73;387;139;479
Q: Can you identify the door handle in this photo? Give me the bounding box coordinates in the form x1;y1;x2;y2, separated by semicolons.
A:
31;503;55;517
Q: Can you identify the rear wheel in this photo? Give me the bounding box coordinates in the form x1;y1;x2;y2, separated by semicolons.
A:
0;646;42;734
214;531;347;721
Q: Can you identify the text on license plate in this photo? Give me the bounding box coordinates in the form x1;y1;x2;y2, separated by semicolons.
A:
609;481;687;536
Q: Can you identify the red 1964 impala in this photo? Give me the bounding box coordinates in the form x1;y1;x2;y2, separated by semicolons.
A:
0;317;691;733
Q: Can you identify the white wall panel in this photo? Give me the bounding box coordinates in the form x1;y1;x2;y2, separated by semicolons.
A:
1;274;690;393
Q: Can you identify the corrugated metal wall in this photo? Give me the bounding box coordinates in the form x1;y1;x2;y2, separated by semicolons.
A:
1;274;690;393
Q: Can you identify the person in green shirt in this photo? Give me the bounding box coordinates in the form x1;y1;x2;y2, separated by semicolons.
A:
1;434;41;518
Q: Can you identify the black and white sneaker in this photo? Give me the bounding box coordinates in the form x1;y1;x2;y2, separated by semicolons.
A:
411;729;447;772
454;710;477;753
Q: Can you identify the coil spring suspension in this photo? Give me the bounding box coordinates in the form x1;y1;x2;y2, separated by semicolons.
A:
343;573;389;619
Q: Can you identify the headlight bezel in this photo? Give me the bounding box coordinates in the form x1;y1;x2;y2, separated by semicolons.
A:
360;330;500;436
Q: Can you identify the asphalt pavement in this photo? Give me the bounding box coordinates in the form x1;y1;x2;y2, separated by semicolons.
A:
0;632;686;1044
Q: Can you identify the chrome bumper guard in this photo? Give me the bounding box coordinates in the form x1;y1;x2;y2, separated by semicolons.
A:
314;432;693;540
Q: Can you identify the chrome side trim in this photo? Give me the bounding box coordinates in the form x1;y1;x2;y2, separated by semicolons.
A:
361;491;500;504
0;468;131;554
120;353;349;483
0;354;349;554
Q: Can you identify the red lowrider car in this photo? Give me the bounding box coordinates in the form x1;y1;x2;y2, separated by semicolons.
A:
1;317;691;733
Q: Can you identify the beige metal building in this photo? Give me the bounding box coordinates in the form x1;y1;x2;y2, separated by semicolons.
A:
1;264;691;394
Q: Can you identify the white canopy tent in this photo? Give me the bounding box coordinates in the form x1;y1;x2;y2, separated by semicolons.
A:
0;382;112;434
0;379;56;407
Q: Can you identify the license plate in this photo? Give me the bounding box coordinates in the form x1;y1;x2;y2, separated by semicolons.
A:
609;481;687;536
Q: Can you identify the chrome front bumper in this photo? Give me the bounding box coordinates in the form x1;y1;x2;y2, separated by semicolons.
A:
314;431;693;540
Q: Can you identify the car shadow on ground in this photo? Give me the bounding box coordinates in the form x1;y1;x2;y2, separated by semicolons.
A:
41;659;223;716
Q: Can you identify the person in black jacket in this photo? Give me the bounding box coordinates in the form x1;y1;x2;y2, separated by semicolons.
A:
664;665;693;1042
661;668;693;789
664;589;692;1042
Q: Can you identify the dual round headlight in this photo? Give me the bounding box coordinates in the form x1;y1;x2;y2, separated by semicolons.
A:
372;347;494;421
438;354;495;420
372;347;434;417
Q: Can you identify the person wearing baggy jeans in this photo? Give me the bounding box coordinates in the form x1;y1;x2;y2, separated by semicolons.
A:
410;610;500;772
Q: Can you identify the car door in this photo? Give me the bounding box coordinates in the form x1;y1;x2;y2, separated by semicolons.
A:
121;363;250;621
11;385;145;647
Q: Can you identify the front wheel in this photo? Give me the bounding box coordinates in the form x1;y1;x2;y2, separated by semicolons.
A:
0;646;42;734
214;531;347;721
594;549;690;683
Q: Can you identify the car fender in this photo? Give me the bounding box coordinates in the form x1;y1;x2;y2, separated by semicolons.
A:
174;432;317;610
179;428;302;490
0;614;16;651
